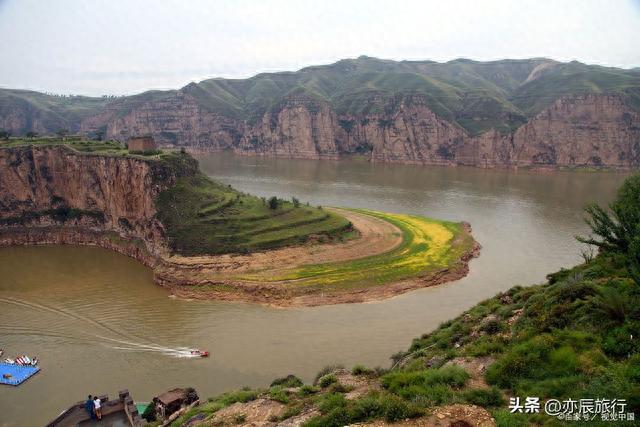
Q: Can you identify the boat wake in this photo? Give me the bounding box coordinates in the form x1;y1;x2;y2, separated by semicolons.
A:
98;337;204;358
0;296;208;359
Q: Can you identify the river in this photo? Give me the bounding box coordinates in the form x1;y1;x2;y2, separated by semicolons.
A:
0;153;629;426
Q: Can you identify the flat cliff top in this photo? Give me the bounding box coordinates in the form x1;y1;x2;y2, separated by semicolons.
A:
0;137;157;158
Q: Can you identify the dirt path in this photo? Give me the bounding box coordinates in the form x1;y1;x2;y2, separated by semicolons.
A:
155;212;480;307
157;208;403;280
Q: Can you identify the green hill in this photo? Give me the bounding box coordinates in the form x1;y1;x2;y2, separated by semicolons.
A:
2;57;639;137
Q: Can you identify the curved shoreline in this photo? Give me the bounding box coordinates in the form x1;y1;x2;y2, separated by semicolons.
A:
0;210;479;307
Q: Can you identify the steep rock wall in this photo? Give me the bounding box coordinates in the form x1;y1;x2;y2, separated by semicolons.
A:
79;93;640;168
0;145;173;255
82;93;245;150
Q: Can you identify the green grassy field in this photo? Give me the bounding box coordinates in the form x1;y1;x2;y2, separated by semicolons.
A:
237;210;474;290
154;166;353;256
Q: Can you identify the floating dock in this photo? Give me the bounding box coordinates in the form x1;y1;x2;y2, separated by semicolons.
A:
0;362;40;386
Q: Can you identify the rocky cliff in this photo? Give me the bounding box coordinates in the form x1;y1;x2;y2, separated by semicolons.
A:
0;145;175;258
86;93;640;168
3;57;640;168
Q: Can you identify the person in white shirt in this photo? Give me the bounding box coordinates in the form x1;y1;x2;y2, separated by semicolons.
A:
94;396;102;420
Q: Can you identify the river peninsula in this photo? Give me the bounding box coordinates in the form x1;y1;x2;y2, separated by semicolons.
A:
0;138;478;306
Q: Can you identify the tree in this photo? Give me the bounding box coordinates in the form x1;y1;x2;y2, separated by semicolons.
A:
0;129;10;141
94;130;104;141
26;131;38;139
56;128;69;140
292;197;300;208
578;173;640;283
268;196;279;210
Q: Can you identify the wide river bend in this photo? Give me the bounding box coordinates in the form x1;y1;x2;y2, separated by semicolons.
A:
0;153;628;426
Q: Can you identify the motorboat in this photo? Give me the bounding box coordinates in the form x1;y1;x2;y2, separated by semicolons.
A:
4;355;38;366
190;350;209;358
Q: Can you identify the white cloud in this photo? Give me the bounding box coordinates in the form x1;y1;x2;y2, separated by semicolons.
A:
0;0;638;95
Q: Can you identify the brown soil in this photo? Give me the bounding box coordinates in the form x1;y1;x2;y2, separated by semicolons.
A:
353;404;496;427
203;398;285;426
158;208;403;278
156;217;480;308
331;368;381;400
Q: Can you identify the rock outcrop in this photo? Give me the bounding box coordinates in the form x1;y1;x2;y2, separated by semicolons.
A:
81;93;640;168
81;93;244;150
0;145;174;258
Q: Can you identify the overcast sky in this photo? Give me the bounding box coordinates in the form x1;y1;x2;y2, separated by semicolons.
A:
0;0;639;96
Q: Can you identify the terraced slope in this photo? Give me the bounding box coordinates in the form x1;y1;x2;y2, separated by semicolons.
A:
155;171;353;255
238;210;473;289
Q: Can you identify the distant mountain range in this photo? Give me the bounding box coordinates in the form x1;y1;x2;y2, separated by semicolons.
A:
2;57;640;168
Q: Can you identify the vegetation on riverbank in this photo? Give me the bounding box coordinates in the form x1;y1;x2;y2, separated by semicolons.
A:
166;174;640;427
154;167;354;256
236;210;475;290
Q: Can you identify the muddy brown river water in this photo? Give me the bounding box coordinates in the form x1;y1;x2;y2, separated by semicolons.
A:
0;153;629;426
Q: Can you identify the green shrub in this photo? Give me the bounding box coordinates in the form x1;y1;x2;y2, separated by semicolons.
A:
314;365;343;384
317;392;347;413
352;364;373;376
268;196;279;210
277;405;302;421
318;374;338;388
462;386;505;408
482;318;505;335
486;331;605;395
270;374;303;388
216;388;259;406
491;409;536;427
381;365;470;393
380;394;422;422
348;395;383;421
269;387;289;404
298;385;320;396
303;406;350;427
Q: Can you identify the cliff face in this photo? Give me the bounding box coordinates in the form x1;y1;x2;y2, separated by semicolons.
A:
238;97;344;158
80;93;640;168
0;145;173;255
508;94;640;167
82;93;244;151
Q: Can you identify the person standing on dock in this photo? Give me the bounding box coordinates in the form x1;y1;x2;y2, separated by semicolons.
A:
93;396;102;420
85;395;96;420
